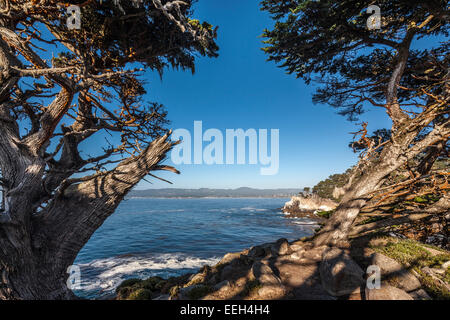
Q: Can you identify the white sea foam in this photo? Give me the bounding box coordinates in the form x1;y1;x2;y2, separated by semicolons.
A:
240;207;269;212
290;219;319;226
75;253;220;297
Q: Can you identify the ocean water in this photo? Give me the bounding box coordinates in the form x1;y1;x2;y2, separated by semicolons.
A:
73;198;317;299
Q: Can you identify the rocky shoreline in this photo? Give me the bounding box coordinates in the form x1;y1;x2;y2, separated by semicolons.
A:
113;195;449;301
115;234;450;300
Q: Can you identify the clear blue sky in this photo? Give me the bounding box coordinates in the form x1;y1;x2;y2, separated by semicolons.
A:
134;0;394;190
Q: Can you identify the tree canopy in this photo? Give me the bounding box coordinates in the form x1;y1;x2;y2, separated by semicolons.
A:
0;0;219;205
261;0;449;246
261;0;449;120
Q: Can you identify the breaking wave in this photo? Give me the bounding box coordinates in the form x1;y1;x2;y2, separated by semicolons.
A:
74;253;220;299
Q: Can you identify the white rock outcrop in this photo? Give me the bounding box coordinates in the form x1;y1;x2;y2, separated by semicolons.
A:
283;194;337;213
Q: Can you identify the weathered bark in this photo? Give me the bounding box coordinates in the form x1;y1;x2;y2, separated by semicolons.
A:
0;0;215;300
0;133;177;299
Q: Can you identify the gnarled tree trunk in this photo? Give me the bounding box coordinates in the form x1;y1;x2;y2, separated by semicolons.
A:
0;134;177;299
313;27;450;247
314;114;449;246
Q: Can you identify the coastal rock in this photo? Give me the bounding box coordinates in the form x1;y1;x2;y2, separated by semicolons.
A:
187;273;206;286
248;244;269;258
370;252;421;292
303;245;328;262
220;265;236;282
421;267;450;292
275;256;336;300
270;238;290;256
257;285;286;299
365;285;413;300
289;244;304;251
289;250;305;261
213;280;230;291
177;284;213;300
153;294;170;300
219;252;242;265
320;248;365;296
252;261;282;285
409;289;432;300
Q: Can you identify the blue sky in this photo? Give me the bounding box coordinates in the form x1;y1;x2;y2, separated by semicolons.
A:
134;0;394;189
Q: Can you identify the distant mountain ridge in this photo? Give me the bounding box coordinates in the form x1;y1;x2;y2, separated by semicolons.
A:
128;187;302;198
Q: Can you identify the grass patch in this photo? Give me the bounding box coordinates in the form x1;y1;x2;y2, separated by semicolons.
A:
116;278;142;291
315;209;335;219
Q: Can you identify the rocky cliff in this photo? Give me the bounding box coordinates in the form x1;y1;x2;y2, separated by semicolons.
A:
282;194;338;220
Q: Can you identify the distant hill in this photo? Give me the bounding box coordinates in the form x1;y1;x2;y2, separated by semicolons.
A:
127;187;302;198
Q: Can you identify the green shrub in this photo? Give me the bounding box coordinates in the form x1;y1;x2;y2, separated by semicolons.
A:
312;169;352;200
186;285;214;300
116;278;142;292
127;288;153;300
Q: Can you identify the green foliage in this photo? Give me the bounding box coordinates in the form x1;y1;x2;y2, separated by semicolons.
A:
127;288;153;300
312;169;352;200
116;278;142;291
315;210;334;219
116;276;168;300
186;285;214;300
261;0;449;120
141;276;166;291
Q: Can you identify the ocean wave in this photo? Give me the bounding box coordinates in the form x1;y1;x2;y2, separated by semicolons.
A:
240;207;271;212
289;219;319;226
75;253;220;298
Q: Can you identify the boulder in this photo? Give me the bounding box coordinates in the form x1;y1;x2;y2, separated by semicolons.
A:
409;289;432;300
289;250;305;261
303;245;328;262
213;280;230;291
271;238;291;256
365;285;413;300
219;252;241;265
290;244;303;251
187;273;206;286
153;294;170;300
248;245;266;258
177;284;213;300
220;265;236;282
252;261;282;285
320;248;365;296
370;252;421;292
